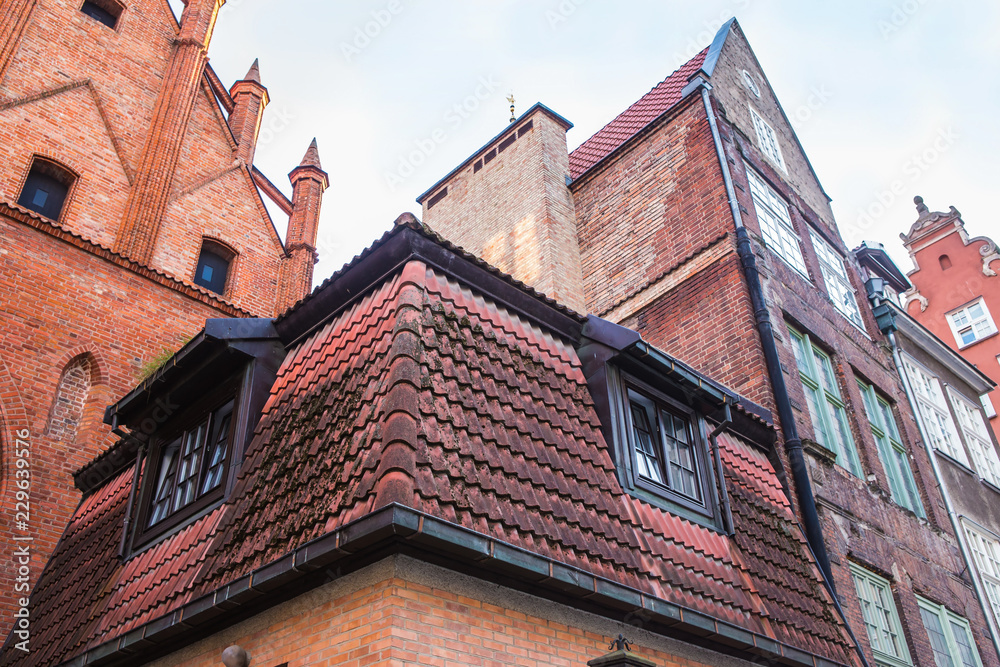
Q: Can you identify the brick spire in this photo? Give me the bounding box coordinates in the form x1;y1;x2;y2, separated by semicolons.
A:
113;0;226;264
228;58;269;165
276;139;329;313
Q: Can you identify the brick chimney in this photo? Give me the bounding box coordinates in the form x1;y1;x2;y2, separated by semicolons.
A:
113;0;225;264
418;104;586;313
228;59;269;165
277;139;328;313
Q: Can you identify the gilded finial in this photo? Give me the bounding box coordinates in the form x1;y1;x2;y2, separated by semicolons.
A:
507;93;516;123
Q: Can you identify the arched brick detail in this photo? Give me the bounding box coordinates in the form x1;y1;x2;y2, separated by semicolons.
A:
44;355;94;444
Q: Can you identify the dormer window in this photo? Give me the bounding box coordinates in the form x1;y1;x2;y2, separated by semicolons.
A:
626;385;703;503
194;240;234;295
147;397;234;527
17;158;75;221
80;0;123;29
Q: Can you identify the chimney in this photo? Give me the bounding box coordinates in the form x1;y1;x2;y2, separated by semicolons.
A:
277;139;328;313
113;0;226;264
228;59;269;165
418;104;586;313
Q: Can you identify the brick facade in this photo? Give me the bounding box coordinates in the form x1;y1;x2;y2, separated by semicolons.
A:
0;0;325;638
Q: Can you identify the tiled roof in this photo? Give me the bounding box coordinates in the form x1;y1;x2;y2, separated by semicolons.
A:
568;49;708;181
9;226;856;667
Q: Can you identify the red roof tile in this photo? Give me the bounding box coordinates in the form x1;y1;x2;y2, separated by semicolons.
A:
11;228;856;667
568;49;708;180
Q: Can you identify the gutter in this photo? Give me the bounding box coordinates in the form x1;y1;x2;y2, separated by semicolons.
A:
696;81;872;667
869;287;1000;661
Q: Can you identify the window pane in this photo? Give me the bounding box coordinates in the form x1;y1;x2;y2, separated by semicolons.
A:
149;438;181;526
745;167;805;274
662;411;700;501
949;619;979;667
630;399;664;485
201;404;233;494
173;421;207;512
920;607;955;667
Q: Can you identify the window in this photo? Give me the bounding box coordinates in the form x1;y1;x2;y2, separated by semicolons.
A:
947;299;997;349
622;381;715;518
964;524;1000;627
749;105;786;171
902;357;968;467
790;328;862;475
80;0;123;29
983;394;997;420
194;240;234;295
939;255;953;271
857;381;924;515
949;389;1000;487
146;397;234;529
812;230;864;329
745;166;808;276
917;598;982;667
850;563;913;667
17;158;75;220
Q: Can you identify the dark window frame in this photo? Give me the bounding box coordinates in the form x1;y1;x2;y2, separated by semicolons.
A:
193;239;236;296
608;369;722;527
132;379;240;547
80;0;124;30
17;157;77;221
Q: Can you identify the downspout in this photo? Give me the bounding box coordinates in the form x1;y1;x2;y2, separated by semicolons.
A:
699;84;873;667
873;293;1000;660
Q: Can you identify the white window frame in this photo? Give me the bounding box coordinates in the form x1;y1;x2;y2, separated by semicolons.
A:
983;394;997;420
964;523;1000;629
811;230;865;330
749;105;787;172
857;379;924;516
850;563;913;667
916;597;983;667
949;388;1000;487
745;166;808;277
946;298;998;349
790;327;862;476
902;355;969;467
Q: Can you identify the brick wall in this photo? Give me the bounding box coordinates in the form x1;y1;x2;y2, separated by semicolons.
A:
149;556;759;667
421;106;586;313
0;211;244;635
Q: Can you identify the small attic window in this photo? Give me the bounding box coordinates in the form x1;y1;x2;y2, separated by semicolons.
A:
80;0;123;29
17;158;75;221
194;240;235;295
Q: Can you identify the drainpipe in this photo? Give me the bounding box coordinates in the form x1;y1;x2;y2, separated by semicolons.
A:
699;84;872;667
871;289;1000;660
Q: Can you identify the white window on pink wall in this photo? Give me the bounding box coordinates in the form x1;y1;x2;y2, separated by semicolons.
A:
946;298;997;348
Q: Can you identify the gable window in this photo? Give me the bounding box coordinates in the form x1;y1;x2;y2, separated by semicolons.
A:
917;598;983;667
745;166;808;276
17;158;75;221
947;299;997;349
790;327;862;476
194;240;234;295
963;524;1000;628
811;230;864;329
902;357;968;467
749;105;786;172
948;389;1000;487
80;0;123;29
857;380;924;516
850;563;913;667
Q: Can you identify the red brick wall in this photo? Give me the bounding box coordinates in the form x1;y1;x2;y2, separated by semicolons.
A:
148;558;742;667
0;212;242;635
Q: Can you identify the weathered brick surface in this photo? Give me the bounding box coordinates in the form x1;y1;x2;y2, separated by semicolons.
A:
0;210;244;633
149;559;750;667
422;107;586;313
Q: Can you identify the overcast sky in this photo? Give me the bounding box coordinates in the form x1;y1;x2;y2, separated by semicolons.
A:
189;1;999;286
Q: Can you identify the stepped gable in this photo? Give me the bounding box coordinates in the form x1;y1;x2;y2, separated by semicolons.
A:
8;221;855;666
568;49;708;180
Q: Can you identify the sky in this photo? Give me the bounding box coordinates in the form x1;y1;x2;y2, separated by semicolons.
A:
187;0;1000;286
